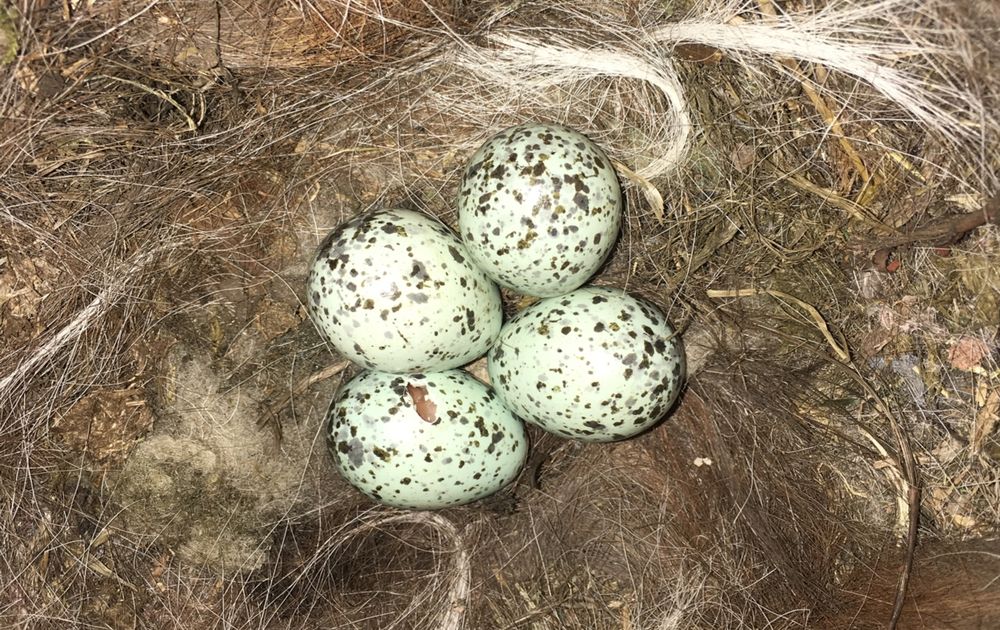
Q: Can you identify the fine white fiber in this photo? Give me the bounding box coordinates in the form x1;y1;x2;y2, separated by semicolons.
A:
656;0;984;145
455;34;692;181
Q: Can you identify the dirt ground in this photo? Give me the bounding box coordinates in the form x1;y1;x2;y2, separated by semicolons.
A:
1;1;999;628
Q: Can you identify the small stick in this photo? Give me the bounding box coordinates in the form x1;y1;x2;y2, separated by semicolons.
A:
869;194;999;251
294;360;352;395
867;195;999;272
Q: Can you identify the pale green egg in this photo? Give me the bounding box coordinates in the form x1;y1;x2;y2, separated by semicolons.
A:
457;123;622;298
307;208;502;373
328;369;528;509
487;286;684;442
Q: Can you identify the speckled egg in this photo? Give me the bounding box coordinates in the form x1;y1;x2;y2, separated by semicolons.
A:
457;123;622;297
307;208;503;373
487;286;684;442
327;369;528;509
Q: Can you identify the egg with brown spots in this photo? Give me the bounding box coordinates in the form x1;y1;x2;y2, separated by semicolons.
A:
487;286;685;442
327;370;528;509
457;122;622;298
307;208;503;373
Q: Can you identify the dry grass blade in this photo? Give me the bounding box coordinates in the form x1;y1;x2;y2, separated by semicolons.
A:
96;74;198;131
780;168;898;234
706;287;850;362
613;159;665;222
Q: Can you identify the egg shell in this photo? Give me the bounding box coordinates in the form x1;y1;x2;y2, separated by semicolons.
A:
457;122;622;297
307;208;503;373
328;369;528;509
487;286;684;442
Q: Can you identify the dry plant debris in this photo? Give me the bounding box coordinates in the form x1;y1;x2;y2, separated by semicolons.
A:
1;0;999;628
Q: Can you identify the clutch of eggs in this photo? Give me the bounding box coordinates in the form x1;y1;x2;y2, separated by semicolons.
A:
327;369;528;509
457;122;622;298
308;123;683;509
488;286;685;442
307;208;502;373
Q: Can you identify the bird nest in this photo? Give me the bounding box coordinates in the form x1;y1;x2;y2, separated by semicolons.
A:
1;1;999;628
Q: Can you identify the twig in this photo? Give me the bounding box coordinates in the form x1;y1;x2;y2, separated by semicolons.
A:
867;194;998;272
869;194;999;251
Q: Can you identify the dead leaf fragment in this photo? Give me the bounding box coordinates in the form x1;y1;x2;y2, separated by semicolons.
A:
407;383;438;424
947;336;990;371
673;42;723;64
730;142;755;173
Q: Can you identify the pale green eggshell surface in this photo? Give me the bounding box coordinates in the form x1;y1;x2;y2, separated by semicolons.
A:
457;123;622;297
327;370;528;509
307;208;502;373
487;286;685;442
